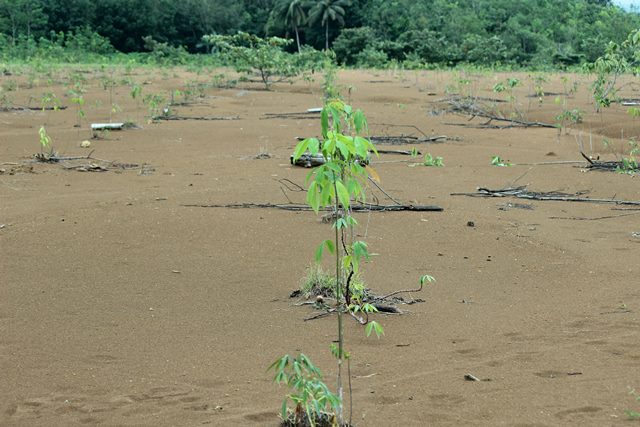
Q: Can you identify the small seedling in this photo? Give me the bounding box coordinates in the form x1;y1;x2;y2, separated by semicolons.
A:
283;99;437;425
268;353;341;426
423;153;444;167
626;387;640;419
143;93;166;121
35;127;56;161
68;82;86;128
40;92;61;111
555;108;583;133
130;83;143;123
617;157;639;174
491;156;512;167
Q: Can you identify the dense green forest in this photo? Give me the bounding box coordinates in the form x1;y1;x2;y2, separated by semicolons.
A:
0;0;638;67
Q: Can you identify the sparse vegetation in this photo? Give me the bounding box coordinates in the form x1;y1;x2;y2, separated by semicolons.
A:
422;153;444;167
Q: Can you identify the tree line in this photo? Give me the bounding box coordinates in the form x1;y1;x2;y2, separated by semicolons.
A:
0;0;639;67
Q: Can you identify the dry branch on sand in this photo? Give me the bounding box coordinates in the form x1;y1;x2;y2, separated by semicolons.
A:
294;281;428;322
152;115;240;121
32;150;150;173
181;202;443;212
452;186;640;206
580;152;639;173
262;110;321;120
438;96;556;129
0;105;68;112
295;134;455;147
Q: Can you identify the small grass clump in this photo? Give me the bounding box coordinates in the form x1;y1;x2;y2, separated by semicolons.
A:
300;264;367;302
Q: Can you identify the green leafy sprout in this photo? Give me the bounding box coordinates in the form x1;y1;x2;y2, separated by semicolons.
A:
491;155;512;167
268;353;340;426
423;153;444;167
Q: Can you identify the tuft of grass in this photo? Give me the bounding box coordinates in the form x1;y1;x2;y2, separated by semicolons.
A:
300;264;367;301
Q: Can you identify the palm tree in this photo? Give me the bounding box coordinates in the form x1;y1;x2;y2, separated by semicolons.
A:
271;0;307;52
307;0;351;50
286;0;307;52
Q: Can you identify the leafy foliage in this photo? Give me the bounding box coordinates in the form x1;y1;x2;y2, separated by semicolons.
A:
268;353;340;426
203;32;321;89
1;0;639;67
586;28;640;110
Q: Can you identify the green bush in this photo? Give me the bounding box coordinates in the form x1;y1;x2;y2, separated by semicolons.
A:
355;47;388;69
332;27;378;65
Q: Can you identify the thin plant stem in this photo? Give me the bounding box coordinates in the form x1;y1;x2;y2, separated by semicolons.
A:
333;174;344;425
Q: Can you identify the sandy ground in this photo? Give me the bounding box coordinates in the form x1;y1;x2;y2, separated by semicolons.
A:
1;67;640;426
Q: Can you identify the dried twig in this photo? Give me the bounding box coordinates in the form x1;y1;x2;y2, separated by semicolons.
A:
181;202;443;212
367;177;402;205
549;212;640;221
442;96;556;129
153;115;240;121
304;309;335;321
453;186;640;206
370;123;428;137
580;151;638;172
372;282;426;302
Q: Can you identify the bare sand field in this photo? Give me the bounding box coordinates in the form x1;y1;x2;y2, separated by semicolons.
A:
1;67;640;426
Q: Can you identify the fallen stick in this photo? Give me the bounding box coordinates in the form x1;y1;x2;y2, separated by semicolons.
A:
549;212;640;221
153;115;240;121
295;135;452;145
376;149;421;155
372;282;427;302
580;151;637;172
262;110;321;120
479;116;557;129
514;160;586;166
452;186;640;206
371;135;450;145
0;105;68;112
304;309;335;322
443;97;557;128
526;92;567;98
370;123;428;137
181;202;443;212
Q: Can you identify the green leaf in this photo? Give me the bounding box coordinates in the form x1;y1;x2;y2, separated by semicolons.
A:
419;274;436;286
365;321;384;338
308;138;320;155
342;255;352;270
335;217;347;229
336;134;355;159
329;107;342;133
315;239;335;262
353;136;370;158
353;109;367;134
315;242;324;263
324;135;337;156
320;181;334;206
307;181;320;213
293;139;311;161
362;303;378;313
353;241;369;261
626;410;640;419
347;178;362;200
329;343;339;359
335;181;350;209
321;108;329;139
